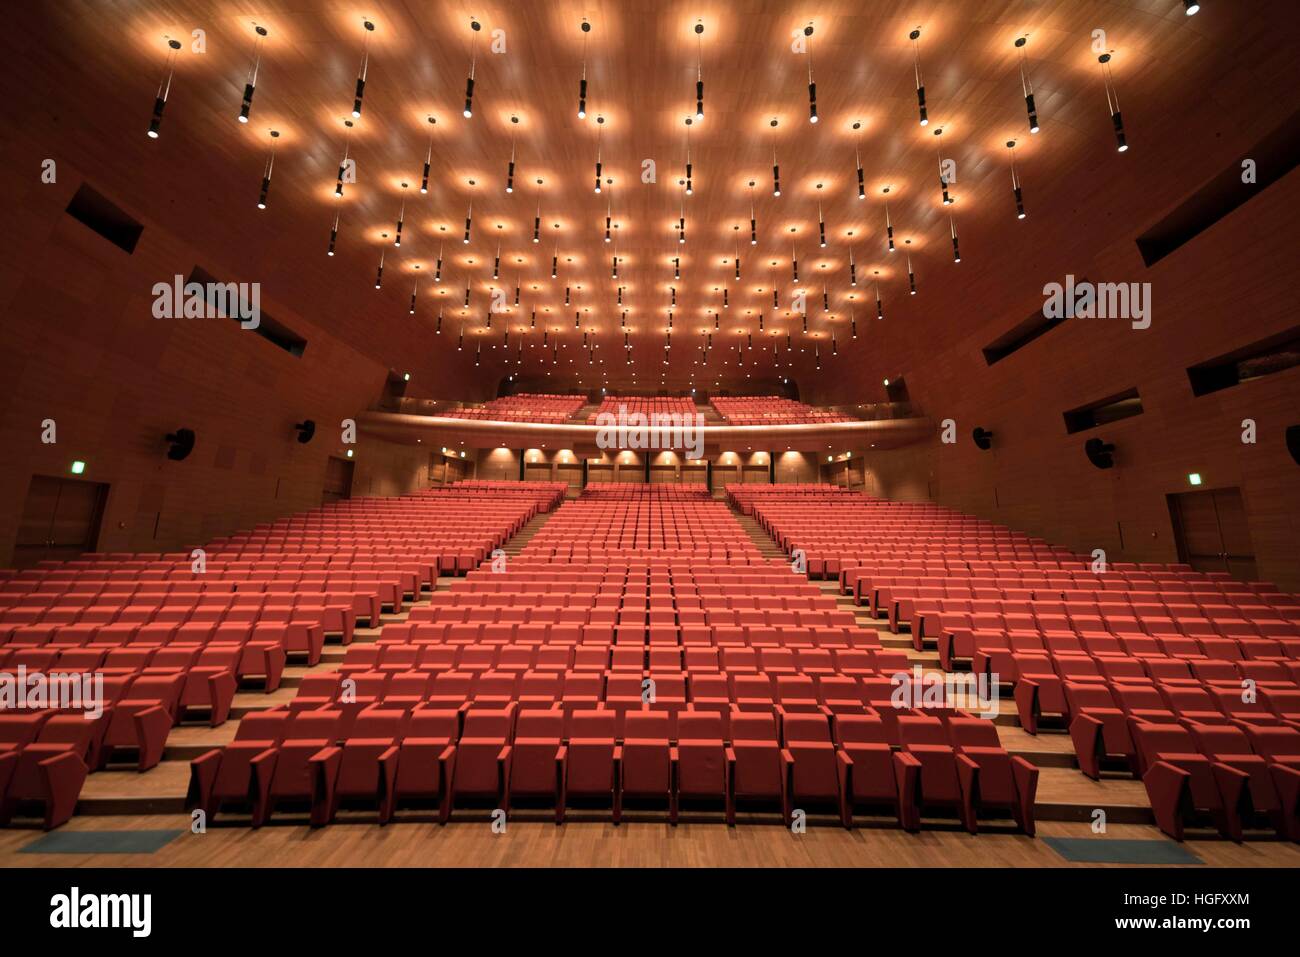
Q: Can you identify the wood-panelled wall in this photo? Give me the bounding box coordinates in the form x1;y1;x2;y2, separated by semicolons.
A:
809;165;1300;591
0;171;431;565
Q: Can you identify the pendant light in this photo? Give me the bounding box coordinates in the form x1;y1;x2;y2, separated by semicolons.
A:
578;20;591;118
1008;140;1026;219
1015;37;1040;133
1099;52;1128;152
256;130;278;209
351;19;374;118
464;20;481;117
147;38;182;138
238;25;268;124
420;116;436;193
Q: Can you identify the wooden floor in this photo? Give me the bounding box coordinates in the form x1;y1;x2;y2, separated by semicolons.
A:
5;507;1299;867
3;814;1299;868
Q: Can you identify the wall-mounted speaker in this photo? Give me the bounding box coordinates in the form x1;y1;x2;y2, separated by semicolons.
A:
295;420;317;444
165;428;196;461
972;427;994;451
1287;424;1300;466
1084;436;1115;470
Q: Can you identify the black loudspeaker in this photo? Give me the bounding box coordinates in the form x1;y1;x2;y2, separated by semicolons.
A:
295;420;317;444
165;428;196;461
1084;436;1116;470
1287;424;1300;466
972;427;994;451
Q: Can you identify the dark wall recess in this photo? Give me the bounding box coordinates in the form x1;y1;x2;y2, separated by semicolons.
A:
1063;388;1144;434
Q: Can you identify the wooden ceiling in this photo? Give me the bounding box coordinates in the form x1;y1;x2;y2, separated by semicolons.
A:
18;0;1290;398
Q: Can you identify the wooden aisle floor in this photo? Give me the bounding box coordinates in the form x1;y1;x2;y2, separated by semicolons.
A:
2;815;1298;868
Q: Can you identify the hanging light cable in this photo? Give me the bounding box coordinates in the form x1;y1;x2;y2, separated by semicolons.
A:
936;128;953;205
950;216;961;262
238;24;268;124
464;20;481;117
352;19;374;118
749;181;759;244
1008;140;1026;219
883;187;896;252
684;117;694;194
1099;52;1128;152
694;21;705;121
1016;37;1040;134
506;115;518;192
533;178;543;243
147;37;182;138
803;24;818;123
593;115;604;193
327;209;340;256
770;119;781;195
394;182;407;246
334;119;354;198
911;28;928;126
420;116;436;193
854;122;865;198
817;193;827;248
256;129;279;209
578;20;591;118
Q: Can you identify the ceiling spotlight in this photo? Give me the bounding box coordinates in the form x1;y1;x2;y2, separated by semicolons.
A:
1007;141;1026;219
420;116;436;193
694;21;705;121
749;181;758;244
239;25;268;124
1015;37;1040;134
334;119;354;198
147;38;182;138
910;29;928;126
506;115;518;193
803;25;818;123
394;183;407;245
950;216;961;263
578;20;591;118
352;20;374;118
594;115;604;193
935;128;953;205
883;188;896;252
1099;53;1128;152
327;210;339;256
1183;1;1200;14
256;129;279;209
375;249;385;288
464;20;481;117
683;118;694;195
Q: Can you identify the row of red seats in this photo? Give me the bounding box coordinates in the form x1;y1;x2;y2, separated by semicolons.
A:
0;483;568;829
710;396;855;425
586;396;697;423
337;644;908;678
1;668;204;828
1127;720;1298;840
443;394;585;423
187;704;1036;833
